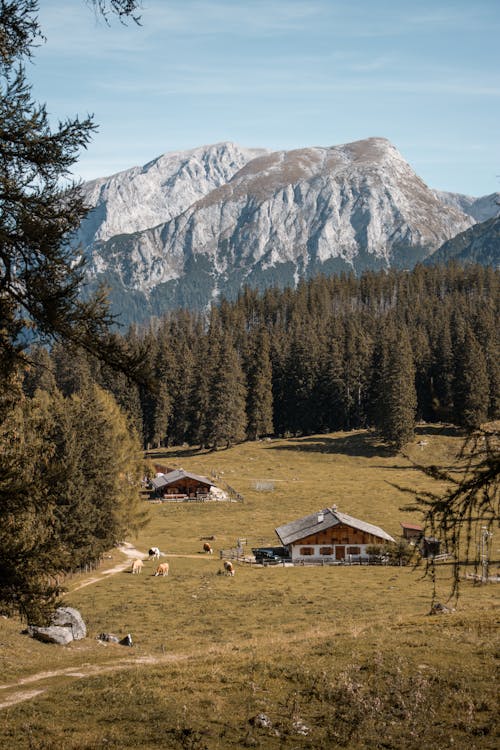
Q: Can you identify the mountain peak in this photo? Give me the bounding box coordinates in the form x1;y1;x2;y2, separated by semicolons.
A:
76;137;493;325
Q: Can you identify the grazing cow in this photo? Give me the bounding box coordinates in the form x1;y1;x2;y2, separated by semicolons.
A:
154;562;169;576
148;546;161;560
223;560;234;576
203;542;213;554
131;559;144;575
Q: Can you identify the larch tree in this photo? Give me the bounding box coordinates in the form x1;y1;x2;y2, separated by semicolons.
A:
401;429;499;602
0;0;144;620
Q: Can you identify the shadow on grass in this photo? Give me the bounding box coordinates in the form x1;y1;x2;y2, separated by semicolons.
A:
146;446;209;461
414;424;463;438
266;432;394;458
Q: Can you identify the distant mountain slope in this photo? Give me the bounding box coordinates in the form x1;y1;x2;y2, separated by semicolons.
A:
78;138;477;324
427;216;500;267
433;190;500;222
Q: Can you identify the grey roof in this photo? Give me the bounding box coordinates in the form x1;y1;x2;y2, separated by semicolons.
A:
275;507;395;545
150;469;214;491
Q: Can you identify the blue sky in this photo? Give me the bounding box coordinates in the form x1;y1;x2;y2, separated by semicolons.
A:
30;0;499;195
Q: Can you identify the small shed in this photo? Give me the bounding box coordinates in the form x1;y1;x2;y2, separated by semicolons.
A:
275;506;395;563
400;522;423;542
421;537;441;559
150;469;214;499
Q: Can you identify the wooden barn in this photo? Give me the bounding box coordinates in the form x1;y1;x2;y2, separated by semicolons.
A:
400;521;423;542
275;506;395;563
150;469;214;499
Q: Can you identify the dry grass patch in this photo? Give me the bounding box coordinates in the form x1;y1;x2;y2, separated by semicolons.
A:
0;429;498;748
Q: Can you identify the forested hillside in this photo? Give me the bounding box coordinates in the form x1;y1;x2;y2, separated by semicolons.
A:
28;263;499;452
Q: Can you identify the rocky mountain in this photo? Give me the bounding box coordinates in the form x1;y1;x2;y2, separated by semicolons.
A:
77;138;481;325
427;215;500;268
76;142;268;248
433;190;500;223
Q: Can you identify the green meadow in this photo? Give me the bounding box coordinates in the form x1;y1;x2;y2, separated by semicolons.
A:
0;428;498;749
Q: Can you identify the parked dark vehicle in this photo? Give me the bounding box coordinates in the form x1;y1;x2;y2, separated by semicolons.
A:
252;547;290;564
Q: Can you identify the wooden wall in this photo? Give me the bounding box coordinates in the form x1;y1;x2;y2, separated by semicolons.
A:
296;524;386;547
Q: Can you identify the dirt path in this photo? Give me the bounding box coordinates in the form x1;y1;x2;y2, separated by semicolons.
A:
70;541;146;591
71;544;217;592
1;545;223;709
0;654;188;710
0;544;153;710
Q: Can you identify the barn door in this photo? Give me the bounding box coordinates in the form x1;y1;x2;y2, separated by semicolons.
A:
335;546;345;561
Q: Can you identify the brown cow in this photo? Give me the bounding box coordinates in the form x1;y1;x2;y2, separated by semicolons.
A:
223;560;234;576
203;542;213;554
154;562;169;576
131;559;144;574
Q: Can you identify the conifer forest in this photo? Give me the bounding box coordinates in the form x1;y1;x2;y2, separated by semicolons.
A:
28;262;500;453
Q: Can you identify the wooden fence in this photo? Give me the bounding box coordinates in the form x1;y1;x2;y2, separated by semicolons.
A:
219;547;245;560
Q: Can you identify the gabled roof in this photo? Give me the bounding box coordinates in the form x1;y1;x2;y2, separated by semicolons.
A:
400;522;423;531
150;469;214;490
275;507;395;545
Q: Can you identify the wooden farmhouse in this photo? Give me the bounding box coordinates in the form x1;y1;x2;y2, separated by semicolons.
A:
150;469;214;499
275;506;395;563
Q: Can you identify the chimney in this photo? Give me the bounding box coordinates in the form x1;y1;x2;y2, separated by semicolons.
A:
331;504;338;512
317;512;324;524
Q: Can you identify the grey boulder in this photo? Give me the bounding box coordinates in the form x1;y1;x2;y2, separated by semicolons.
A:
51;606;87;640
27;625;74;645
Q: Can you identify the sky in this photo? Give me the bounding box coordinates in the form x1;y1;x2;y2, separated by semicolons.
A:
28;0;500;195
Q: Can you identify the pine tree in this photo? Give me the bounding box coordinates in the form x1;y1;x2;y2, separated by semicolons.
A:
245;325;274;439
453;325;490;431
372;321;417;449
205;332;247;449
316;321;346;431
0;1;145;385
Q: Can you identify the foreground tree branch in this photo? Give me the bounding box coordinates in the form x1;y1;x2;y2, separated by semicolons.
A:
400;428;499;600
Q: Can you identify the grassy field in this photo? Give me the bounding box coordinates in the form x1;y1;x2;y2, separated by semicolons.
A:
0;427;498;749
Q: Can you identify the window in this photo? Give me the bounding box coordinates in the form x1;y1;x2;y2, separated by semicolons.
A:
320;547;333;556
347;547;360;555
299;547;314;556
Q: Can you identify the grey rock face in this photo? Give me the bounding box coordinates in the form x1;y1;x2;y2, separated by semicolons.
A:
76;142;268;247
51;606;87;640
433;190;499;223
77;138;482;322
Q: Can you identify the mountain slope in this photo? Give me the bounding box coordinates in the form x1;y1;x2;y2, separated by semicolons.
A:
427;215;500;267
433;190;500;222
76;142;268;248
82;138;474;323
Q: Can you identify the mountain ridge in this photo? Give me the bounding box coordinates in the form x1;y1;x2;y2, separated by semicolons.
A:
76;138;498;324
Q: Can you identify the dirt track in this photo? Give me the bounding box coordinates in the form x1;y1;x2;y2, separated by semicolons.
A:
0;544;221;709
0;654;188;710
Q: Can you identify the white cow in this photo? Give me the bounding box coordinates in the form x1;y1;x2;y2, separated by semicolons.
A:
131;559;144;574
148;546;161;560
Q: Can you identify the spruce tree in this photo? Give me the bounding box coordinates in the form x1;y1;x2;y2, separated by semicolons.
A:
205;332;247;449
245;325;274;440
373;322;417;449
453;325;490;431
